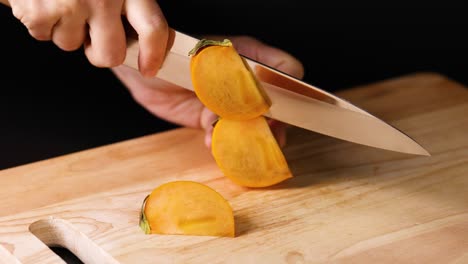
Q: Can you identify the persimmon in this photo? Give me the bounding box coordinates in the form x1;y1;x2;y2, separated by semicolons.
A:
211;116;293;187
139;181;235;237
189;39;271;120
189;38;293;188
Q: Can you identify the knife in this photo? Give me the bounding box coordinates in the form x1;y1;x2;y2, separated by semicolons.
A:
0;0;429;156
123;30;430;156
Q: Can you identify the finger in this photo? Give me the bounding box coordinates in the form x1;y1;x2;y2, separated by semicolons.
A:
230;36;305;79
268;119;289;148
200;108;217;148
52;7;88;51
124;0;169;77
85;4;126;68
205;126;214;149
11;1;61;41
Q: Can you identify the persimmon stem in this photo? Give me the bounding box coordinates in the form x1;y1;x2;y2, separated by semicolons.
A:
188;39;232;56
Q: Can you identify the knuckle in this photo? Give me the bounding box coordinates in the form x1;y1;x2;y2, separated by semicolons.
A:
22;13;50;29
93;0;114;12
58;5;74;17
11;6;24;21
144;15;169;35
59;0;82;16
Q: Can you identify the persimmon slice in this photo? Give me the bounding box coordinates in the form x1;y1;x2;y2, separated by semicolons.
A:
189;39;271;120
211;116;293;187
140;181;235;237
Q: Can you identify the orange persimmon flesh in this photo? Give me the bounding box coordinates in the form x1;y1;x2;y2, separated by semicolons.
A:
140;181;235;237
212;116;293;187
189;39;271;120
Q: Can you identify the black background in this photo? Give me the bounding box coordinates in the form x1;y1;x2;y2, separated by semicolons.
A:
1;3;467;170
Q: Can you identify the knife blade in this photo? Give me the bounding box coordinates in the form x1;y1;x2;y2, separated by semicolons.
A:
123;30;430;156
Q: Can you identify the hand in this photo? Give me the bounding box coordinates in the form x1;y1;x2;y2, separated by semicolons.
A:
5;0;168;77
111;36;304;148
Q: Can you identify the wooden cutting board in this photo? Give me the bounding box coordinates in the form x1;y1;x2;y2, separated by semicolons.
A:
1;72;467;264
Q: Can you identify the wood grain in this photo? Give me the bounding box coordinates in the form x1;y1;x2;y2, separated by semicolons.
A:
0;72;467;263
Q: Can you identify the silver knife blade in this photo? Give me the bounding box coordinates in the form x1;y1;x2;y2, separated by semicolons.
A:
123;30;430;156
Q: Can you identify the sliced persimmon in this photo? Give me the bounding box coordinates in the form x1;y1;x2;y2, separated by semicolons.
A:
140;181;235;237
189;39;271;120
211;116;293;188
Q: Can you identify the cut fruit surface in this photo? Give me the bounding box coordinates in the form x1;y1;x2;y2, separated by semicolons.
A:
211;116;293;187
190;39;271;120
140;181;235;237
